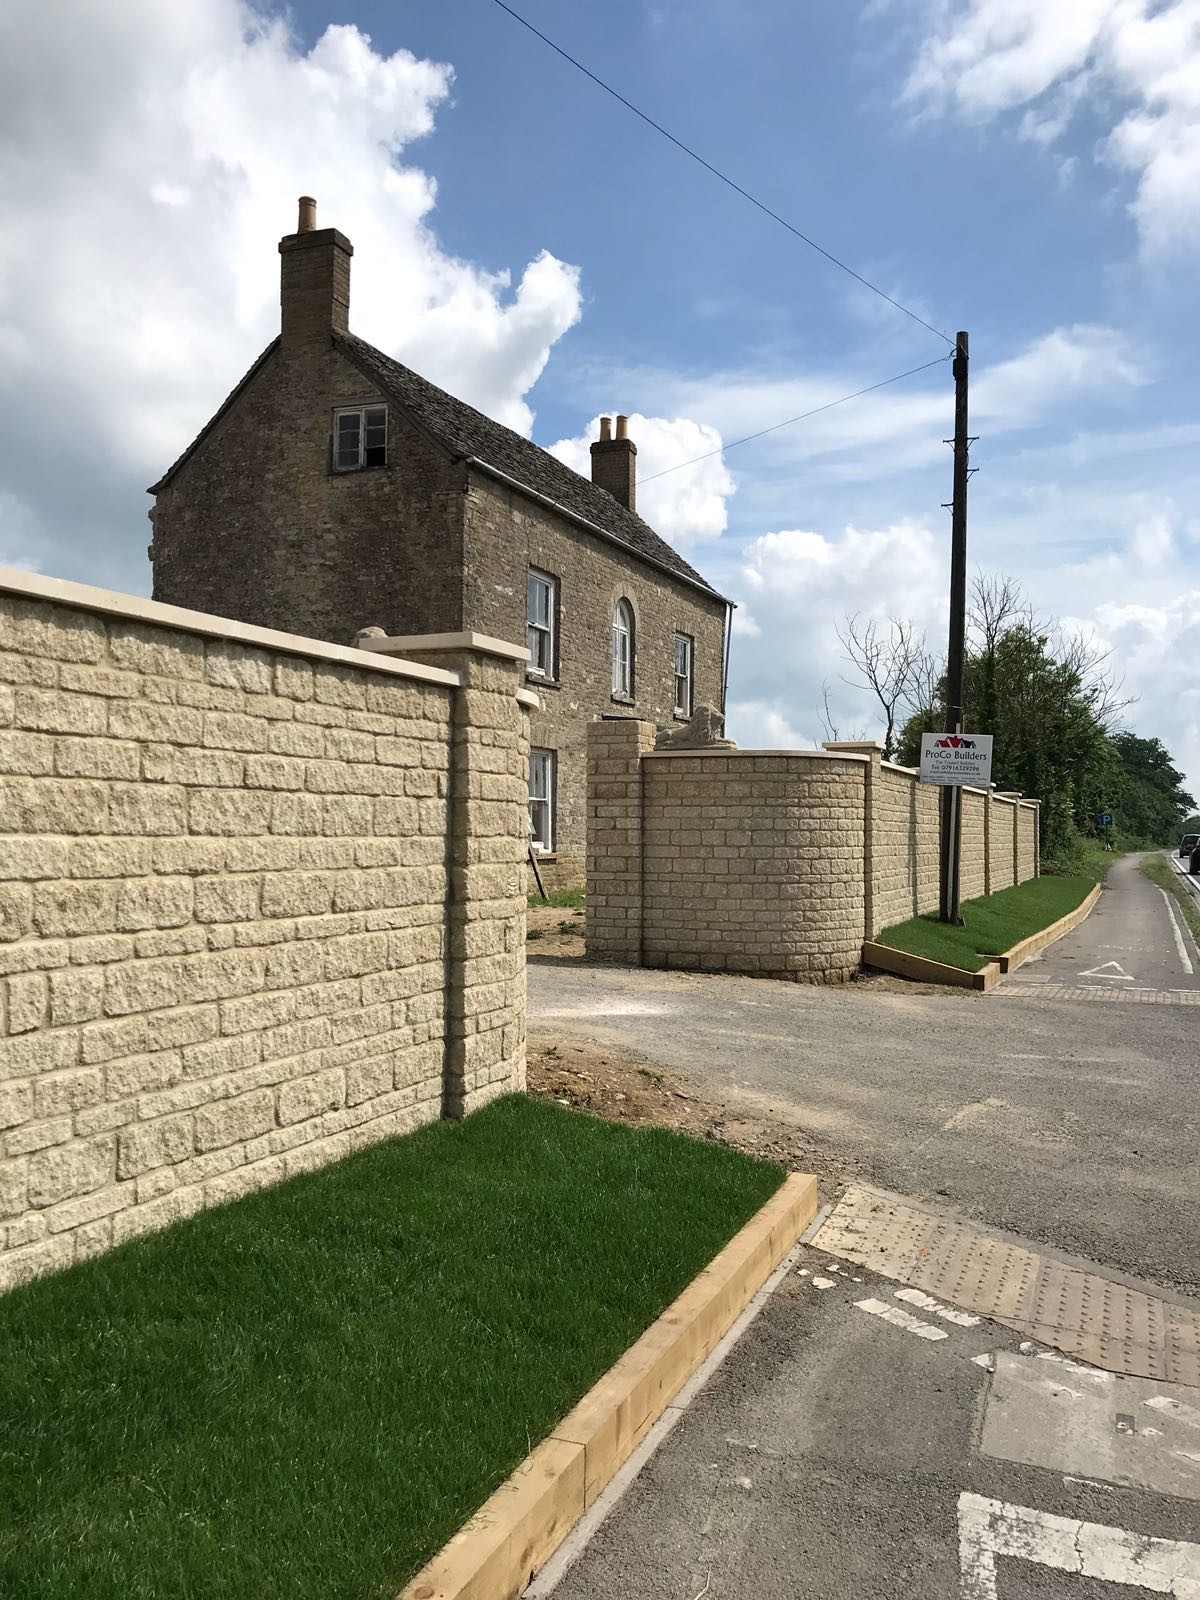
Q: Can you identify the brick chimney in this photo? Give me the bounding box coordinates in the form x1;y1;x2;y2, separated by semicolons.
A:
278;196;353;349
590;413;637;511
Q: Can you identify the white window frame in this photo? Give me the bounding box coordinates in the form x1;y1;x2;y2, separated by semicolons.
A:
612;599;634;698
333;405;388;472
527;570;557;679
674;632;694;718
528;748;555;852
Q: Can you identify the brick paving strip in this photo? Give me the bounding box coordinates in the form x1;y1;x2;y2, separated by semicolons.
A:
992;983;1200;1004
812;1185;1200;1386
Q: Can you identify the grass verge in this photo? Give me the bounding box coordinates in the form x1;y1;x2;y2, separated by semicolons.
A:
1142;853;1200;948
876;873;1101;973
0;1095;781;1600
528;886;586;909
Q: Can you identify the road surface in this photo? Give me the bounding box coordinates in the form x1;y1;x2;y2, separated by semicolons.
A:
530;854;1200;1296
528;855;1200;1600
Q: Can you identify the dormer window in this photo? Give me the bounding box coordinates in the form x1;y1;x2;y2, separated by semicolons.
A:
333;406;387;471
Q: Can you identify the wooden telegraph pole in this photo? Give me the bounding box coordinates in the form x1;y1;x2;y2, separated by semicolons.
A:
939;331;971;925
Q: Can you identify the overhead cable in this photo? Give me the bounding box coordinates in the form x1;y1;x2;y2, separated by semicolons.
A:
488;0;954;346
639;355;950;483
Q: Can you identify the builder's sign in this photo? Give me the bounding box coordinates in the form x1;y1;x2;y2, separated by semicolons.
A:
919;732;993;787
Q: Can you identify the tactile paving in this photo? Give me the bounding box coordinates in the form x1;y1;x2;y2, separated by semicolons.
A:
812;1185;1200;1386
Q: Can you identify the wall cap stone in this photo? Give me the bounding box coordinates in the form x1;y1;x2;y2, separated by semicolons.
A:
360;631;530;665
823;740;884;754
0;566;461;689
642;746;870;762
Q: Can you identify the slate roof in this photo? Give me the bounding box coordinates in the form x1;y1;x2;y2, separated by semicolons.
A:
334;331;724;600
150;327;725;602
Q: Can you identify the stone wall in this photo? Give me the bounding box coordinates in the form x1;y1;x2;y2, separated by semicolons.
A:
588;726;1040;982
465;474;728;890
0;571;529;1291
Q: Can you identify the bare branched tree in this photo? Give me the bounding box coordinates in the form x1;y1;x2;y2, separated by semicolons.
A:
1056;626;1138;730
818;680;871;744
902;647;945;726
836;613;928;759
969;572;1031;654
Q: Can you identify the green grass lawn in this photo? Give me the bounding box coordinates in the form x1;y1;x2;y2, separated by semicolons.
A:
876;873;1100;972
1142;852;1200;947
0;1096;781;1600
528;885;586;909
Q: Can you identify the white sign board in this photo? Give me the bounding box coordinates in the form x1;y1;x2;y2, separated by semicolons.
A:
919;732;993;787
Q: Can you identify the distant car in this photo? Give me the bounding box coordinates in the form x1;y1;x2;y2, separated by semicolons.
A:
1180;833;1199;858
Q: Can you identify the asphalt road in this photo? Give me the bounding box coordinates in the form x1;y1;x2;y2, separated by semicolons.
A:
530;856;1200;1296
1003;851;1200;993
529;855;1200;1600
544;1253;1200;1600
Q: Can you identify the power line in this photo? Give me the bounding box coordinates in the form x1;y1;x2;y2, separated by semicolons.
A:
488;0;954;347
639;355;950;483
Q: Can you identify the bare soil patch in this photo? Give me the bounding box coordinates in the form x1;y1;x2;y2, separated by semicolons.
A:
526;1026;861;1192
526;903;586;959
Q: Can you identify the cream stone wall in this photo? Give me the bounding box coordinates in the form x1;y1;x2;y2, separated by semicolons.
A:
0;573;528;1291
588;726;1040;982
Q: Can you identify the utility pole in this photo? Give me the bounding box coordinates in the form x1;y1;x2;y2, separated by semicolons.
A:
939;331;970;925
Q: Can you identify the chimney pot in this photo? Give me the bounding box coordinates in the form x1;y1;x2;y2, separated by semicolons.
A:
590;413;637;511
279;201;353;346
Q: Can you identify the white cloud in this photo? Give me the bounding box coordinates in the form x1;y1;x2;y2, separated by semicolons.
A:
0;1;582;589
727;518;946;751
901;0;1200;253
547;413;735;548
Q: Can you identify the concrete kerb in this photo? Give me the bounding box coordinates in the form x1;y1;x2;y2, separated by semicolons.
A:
397;1172;819;1600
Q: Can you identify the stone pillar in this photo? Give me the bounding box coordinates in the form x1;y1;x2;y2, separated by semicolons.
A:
996;792;1023;888
587;719;657;964
984;785;994;896
357;631;530;1118
823;741;884;940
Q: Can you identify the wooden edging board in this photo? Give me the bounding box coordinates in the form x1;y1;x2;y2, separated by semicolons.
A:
861;881;1104;991
860;941;1000;991
398;1171;818;1600
994;881;1103;973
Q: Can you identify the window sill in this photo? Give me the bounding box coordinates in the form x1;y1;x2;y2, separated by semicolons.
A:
526;673;561;690
611;692;635;707
530;850;557;862
329;463;390;476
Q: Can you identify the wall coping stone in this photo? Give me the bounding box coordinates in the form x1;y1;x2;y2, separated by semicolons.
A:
361;630;530;665
823;740;885;754
642;746;870;763
0;565;461;688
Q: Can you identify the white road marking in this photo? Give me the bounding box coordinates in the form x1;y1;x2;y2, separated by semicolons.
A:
854;1297;949;1341
894;1287;980;1326
1079;960;1135;980
1157;886;1195;974
958;1491;1200;1597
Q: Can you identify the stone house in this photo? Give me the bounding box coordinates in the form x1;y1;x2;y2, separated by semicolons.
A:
149;199;730;887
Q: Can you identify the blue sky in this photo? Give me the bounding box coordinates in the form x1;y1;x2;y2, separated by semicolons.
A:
3;1;1199;795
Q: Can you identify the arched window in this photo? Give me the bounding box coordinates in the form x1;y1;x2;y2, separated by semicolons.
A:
612;599;634;697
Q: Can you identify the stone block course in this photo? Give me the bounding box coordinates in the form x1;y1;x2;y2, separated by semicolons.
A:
590;724;1039;983
0;580;527;1285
